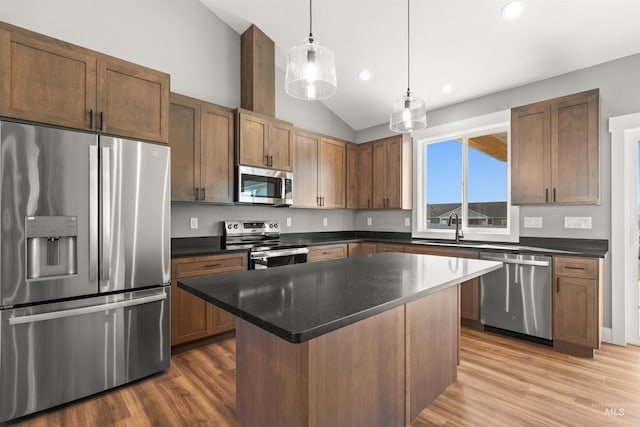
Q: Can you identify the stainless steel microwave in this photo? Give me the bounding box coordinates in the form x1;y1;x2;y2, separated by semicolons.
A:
236;165;293;206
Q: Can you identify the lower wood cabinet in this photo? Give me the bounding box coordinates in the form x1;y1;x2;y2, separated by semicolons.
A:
348;242;377;257
553;256;603;356
376;243;405;253
307;244;347;262
171;253;248;346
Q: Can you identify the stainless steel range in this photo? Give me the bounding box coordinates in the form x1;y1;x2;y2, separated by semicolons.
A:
224;220;308;269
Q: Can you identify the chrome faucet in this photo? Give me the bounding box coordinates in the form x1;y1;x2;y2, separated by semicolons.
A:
447;212;464;243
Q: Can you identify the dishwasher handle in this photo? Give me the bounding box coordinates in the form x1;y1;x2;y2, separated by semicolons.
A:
481;256;550;267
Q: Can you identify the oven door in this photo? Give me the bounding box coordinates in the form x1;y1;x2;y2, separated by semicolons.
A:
236;165;292;205
250;248;308;270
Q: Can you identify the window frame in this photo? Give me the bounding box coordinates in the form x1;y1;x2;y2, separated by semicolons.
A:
412;110;519;242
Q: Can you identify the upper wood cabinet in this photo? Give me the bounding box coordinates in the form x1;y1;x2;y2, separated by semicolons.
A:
293;129;346;208
358;135;411;210
511;89;599;205
236;108;293;171
0;22;169;144
319;137;346;208
346;143;359;209
169;93;234;203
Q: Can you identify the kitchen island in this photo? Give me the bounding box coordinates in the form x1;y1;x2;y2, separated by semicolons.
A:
179;252;502;427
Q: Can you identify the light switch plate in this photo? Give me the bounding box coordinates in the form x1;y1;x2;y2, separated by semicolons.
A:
189;217;198;229
286;217;292;227
564;216;592;229
404;217;411;227
523;217;543;228
367;217;372;226
323;217;328;227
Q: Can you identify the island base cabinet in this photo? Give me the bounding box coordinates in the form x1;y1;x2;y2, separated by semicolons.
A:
235;287;459;427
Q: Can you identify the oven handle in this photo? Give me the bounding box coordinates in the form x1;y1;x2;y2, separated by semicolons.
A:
251;248;309;259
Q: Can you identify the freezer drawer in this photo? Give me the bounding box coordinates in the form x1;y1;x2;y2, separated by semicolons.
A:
0;287;170;422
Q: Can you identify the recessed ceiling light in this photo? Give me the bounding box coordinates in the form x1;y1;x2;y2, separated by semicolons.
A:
442;85;452;94
358;69;371;81
502;1;523;20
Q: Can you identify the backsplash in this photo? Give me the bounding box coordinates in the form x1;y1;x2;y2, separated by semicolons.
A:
172;203;358;237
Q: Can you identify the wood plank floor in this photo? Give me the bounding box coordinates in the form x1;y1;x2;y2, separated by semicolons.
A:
4;327;640;426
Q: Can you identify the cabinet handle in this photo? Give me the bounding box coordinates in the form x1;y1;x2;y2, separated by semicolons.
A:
556;277;560;293
265;155;269;166
322;251;331;255
545;188;549;202
317;197;320;206
201;188;206;200
195;187;200;201
269;155;273;167
367;199;370;209
553;188;556;202
564;266;585;271
89;109;94;129
99;112;104;131
321;197;325;206
203;263;221;268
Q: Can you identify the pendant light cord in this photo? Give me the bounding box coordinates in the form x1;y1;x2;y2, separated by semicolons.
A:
406;0;411;97
309;0;314;42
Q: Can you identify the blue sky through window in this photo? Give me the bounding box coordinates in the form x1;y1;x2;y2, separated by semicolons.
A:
426;139;507;204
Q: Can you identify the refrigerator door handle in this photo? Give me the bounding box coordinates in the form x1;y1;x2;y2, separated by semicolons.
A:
89;145;98;283
8;292;167;325
101;146;111;284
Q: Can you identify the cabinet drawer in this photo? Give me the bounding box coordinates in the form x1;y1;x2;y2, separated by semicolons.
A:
376;243;405;253
554;256;598;279
403;245;478;259
308;244;347;262
172;253;248;279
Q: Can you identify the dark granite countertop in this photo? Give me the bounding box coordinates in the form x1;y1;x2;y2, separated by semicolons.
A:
172;232;608;259
178;252;502;343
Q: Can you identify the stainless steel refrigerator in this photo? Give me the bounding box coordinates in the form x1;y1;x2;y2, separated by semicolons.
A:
0;121;171;422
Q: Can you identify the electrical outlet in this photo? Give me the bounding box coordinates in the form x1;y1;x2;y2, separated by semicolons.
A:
404;217;411;227
323;217;328;227
564;216;592;229
367;217;372;226
286;217;292;227
189;217;198;229
524;217;543;228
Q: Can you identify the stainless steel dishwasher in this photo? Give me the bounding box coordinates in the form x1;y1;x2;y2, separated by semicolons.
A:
479;252;552;341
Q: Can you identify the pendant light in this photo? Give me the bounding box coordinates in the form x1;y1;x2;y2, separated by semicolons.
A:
285;0;337;100
389;0;427;133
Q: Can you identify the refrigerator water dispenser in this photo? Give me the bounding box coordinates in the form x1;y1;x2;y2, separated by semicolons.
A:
26;216;78;280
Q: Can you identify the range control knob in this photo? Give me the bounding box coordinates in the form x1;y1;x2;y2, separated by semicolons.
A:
233;224;239;229
273;223;278;229
227;224;232;229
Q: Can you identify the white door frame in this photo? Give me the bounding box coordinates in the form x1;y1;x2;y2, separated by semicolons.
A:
609;112;640;345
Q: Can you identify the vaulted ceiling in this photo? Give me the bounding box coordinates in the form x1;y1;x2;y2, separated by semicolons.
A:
201;0;640;131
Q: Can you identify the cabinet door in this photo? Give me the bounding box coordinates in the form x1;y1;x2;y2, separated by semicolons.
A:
0;27;96;130
385;137;403;209
97;56;169;144
293;130;320;207
553;276;598;348
213;307;236;334
319;137;346;208
201;103;234;203
268;120;294;171
169;94;200;201
238;112;268;167
358;143;373;209
347;243;362;257
372;140;386;208
460;279;480;321
551;90;599;204
171;278;215;345
346;143;359;209
511;102;551;204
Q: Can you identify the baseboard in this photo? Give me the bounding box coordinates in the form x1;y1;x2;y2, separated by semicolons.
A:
601;327;612;344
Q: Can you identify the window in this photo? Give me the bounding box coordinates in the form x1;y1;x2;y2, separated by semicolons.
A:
413;110;518;242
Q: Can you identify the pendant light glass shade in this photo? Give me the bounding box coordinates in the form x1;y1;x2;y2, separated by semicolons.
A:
285;39;337;100
389;0;427;133
390;93;427;132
